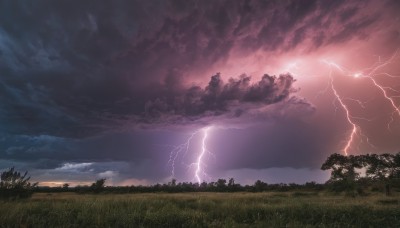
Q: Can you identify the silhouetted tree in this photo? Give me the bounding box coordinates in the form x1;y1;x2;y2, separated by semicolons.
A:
394;152;400;178
228;178;235;187
168;178;177;187
254;180;267;192
199;181;208;190
90;178;106;193
0;167;38;199
321;153;362;182
227;178;238;192
321;153;363;193
216;179;227;191
364;153;400;179
322;152;400;195
364;153;400;195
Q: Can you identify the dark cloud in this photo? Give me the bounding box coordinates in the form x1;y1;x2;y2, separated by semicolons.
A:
0;0;385;138
0;131;171;181
144;73;297;124
0;0;398;184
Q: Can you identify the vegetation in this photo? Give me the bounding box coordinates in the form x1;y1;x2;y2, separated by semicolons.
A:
0;167;38;199
0;192;399;227
0;153;398;196
321;153;400;195
90;178;106;193
39;179;325;194
32;152;400;196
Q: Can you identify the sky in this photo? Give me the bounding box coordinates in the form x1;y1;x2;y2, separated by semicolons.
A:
1;0;400;186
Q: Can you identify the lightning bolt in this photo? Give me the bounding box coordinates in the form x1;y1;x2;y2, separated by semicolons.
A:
323;51;400;125
364;76;400;116
168;126;213;183
168;130;199;177
193;126;212;183
325;65;360;156
351;51;400;120
318;50;400;155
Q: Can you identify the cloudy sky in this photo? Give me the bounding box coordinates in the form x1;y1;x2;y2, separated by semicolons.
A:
1;0;400;186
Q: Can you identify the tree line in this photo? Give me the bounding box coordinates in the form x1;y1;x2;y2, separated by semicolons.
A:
42;178;324;194
321;152;400;195
1;152;399;199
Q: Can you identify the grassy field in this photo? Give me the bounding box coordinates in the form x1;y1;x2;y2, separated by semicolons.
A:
0;192;399;227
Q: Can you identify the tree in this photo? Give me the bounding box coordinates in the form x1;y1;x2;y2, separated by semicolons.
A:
216;179;227;191
199;181;208;190
394;152;400;178
90;178;106;193
321;153;362;182
321;153;363;193
168;178;177;187
228;178;235;187
364;153;400;195
364;153;400;179
62;183;70;189
0;167;38;199
254;180;267;192
322;152;400;195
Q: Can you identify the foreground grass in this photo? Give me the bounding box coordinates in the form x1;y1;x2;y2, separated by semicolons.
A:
0;192;399;227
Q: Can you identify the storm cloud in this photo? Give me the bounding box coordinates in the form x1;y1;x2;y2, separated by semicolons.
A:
0;0;392;137
144;73;297;124
0;0;399;184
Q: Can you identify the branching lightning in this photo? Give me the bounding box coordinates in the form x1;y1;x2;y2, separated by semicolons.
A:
168;130;199;177
324;64;361;155
324;51;400;118
350;51;400;120
168;126;213;183
318;50;400;155
366;76;400;115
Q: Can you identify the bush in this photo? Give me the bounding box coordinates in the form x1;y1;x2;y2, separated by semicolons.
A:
0;167;37;200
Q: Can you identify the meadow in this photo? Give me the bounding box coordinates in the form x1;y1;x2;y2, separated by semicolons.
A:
0;191;399;227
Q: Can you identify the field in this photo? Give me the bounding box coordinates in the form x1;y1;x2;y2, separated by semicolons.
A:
0;192;399;227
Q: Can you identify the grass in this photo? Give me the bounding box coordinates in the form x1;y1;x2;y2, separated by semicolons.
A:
0;192;399;227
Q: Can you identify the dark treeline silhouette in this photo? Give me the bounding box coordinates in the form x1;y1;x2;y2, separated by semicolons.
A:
37;178;324;194
2;152;400;198
321;152;400;195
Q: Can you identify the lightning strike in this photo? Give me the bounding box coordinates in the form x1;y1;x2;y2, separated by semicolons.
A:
357;51;400;119
324;51;400;120
168;126;213;183
168;130;199;177
327;68;359;156
319;50;400;155
194;126;212;183
364;76;400;117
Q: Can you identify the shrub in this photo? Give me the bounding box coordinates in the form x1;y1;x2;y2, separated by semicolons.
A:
0;167;38;200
